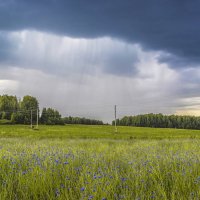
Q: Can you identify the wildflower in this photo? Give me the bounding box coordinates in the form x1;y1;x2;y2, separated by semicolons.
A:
121;177;127;182
93;175;97;179
88;195;94;199
64;161;69;165
55;189;60;197
22;171;26;175
151;191;156;199
80;187;85;192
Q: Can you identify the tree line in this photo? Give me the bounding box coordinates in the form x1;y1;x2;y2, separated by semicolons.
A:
113;113;200;130
63;116;103;125
0;95;103;125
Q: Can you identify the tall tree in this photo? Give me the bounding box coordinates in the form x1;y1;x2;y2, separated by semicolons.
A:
20;95;39;124
40;107;63;125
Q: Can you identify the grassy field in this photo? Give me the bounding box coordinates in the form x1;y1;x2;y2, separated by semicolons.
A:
0;125;200;199
0;124;200;139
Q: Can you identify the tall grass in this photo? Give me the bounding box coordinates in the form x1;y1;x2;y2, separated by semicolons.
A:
0;138;200;199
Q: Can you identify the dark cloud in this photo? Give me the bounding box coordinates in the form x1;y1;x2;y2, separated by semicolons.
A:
158;53;200;69
101;49;139;76
0;0;200;68
0;32;17;63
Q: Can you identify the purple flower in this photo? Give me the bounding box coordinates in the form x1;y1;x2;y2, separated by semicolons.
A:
22;171;26;175
80;187;85;192
93;175;97;179
121;177;127;182
55;189;60;197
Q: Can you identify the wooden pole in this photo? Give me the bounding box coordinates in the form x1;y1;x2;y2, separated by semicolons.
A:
30;110;33;129
115;105;117;133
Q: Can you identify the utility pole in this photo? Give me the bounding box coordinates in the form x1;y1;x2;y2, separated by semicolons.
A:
36;108;39;129
30;110;33;129
114;105;117;133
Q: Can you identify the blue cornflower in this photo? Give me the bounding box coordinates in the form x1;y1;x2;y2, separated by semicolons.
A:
93;175;97;179
80;187;85;192
55;189;60;197
22;171;26;175
121;177;127;182
64;161;69;165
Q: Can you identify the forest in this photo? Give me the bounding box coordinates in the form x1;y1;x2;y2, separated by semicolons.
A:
62;116;103;125
0;95;103;125
114;113;200;130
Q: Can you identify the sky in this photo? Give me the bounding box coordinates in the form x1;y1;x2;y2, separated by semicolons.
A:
1;0;200;122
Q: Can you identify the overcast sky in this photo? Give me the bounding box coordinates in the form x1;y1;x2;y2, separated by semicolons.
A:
1;0;200;122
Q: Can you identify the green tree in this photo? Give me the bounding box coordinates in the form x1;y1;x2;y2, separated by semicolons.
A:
40;108;63;125
40;108;47;124
11;113;16;124
20;95;39;124
0;95;19;119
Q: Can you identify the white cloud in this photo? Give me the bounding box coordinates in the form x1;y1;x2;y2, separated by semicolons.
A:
0;79;19;93
175;97;200;116
7;30;140;76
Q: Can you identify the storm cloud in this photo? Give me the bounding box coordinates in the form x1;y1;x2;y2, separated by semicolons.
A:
1;0;200;68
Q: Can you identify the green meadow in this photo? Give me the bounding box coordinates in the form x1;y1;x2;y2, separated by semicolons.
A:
0;125;200;139
0;125;200;199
